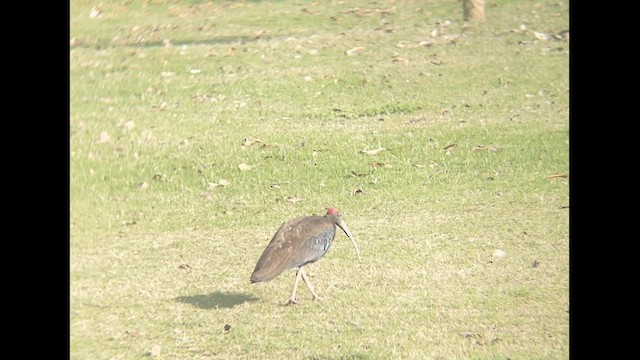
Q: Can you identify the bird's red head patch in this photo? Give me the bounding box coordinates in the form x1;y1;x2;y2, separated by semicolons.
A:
326;207;339;215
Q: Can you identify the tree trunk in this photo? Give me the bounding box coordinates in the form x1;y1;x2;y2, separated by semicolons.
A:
463;0;486;21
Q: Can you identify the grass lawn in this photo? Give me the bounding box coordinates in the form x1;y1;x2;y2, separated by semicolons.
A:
70;0;569;358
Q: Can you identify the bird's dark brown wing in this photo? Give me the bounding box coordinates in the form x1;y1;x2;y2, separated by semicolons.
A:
250;216;336;283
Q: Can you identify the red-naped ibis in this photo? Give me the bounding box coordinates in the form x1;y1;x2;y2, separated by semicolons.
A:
250;208;361;304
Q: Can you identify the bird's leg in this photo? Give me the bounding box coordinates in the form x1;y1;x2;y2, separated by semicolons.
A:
299;267;320;301
287;268;303;305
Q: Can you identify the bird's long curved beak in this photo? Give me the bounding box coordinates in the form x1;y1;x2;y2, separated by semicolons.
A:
336;218;361;260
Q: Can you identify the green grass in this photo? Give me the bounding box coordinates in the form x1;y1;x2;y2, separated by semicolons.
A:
70;0;569;358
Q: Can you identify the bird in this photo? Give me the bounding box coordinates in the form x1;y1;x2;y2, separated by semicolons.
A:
250;207;361;304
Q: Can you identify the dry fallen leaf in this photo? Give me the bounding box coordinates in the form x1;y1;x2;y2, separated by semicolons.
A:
139;182;149;189
179;264;192;270
286;196;304;203
270;182;289;189
209;179;230;189
396;41;414;49
118;120;135;130
148;345;161;357
406;116;425;124
253;30;267;40
224;324;232;332
342;7;395;16
346;47;365;56
89;7;102;18
242;137;264;146
493;249;506;258
546;173;568;179
461;332;481;339
532;30;552;41
260;143;279;149
471;145;497;152
350;171;370;177
361;147;385;155
98;131;111;143
352;188;363;195
370;162;392;168
392;55;410;65
238;163;253;171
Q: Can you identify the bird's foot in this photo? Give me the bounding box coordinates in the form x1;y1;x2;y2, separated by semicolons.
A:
286;297;298;305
